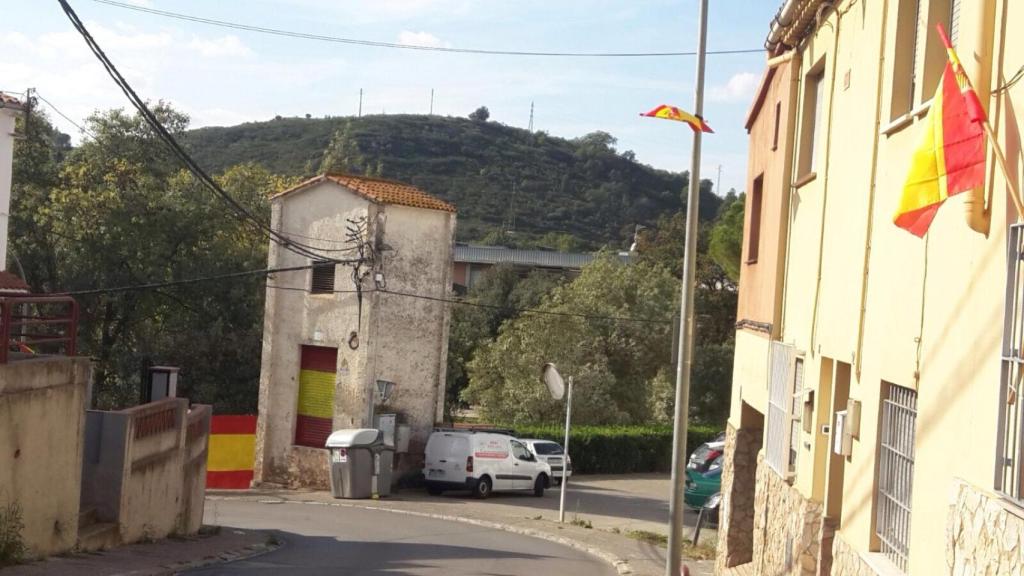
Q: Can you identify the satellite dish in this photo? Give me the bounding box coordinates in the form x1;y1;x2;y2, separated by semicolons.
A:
541;363;565;400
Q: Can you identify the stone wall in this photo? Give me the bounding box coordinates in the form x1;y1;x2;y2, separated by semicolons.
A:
716;423;763;574
830;533;878;576
946;479;1024;575
751;453;824;576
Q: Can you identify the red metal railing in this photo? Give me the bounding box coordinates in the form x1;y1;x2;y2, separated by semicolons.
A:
0;296;79;364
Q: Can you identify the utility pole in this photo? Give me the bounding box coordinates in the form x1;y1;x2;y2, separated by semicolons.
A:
717;164;722;195
430;89;435;115
358;88;363;118
528;101;534;132
666;1;707;575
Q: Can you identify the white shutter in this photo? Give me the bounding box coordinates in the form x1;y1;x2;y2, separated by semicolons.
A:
950;0;961;46
766;342;795;476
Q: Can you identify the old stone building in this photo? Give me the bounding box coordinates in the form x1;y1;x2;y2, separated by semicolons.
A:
254;174;456;488
718;1;1024;575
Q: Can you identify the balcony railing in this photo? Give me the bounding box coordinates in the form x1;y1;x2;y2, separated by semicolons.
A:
0;296;79;364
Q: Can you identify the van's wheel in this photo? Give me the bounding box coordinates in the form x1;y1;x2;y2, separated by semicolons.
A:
474;476;492;499
534;474;547;497
427;484;443;496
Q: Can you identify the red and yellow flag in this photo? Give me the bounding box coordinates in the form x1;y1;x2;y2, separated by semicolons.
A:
640;105;714;133
894;24;987;237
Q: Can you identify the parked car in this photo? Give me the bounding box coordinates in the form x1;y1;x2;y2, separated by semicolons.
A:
684;454;722;508
686;432;725;473
423;430;552;499
521;439;572;486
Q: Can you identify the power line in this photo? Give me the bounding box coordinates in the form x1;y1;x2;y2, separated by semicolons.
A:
32;91;98;140
88;0;763;58
58;0;347;264
56;262;669;325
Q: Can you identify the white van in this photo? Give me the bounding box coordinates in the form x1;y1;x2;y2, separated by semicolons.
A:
423;430;552;499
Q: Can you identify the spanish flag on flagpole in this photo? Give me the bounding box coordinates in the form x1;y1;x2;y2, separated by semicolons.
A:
640;105;714;133
893;24;988;237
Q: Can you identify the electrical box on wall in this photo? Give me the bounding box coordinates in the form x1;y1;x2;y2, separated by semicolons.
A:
833;410;853;457
846;398;862;438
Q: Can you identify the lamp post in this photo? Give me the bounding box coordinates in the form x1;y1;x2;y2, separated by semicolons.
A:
541;363;573;523
667;1;708;575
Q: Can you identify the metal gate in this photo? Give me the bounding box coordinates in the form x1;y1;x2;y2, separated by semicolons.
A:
875;383;917;573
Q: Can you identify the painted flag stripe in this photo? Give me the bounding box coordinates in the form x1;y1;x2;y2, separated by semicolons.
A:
297;369;335;419
207;469;254;490
207;433;257;472
301;345;337;373
295;414;333;448
210;415;258;435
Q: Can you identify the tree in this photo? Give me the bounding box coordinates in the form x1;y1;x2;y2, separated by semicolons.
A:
463;255;678;425
469;106;490;122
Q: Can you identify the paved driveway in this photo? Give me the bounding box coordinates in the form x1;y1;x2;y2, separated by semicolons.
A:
191;498;617;576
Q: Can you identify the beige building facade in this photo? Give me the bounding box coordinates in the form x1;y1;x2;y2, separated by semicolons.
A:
254;174;456;488
718;1;1024;575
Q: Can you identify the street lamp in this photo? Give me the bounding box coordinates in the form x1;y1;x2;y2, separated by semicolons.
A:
541;362;573;523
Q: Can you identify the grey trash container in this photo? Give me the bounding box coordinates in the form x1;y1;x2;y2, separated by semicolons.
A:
325;429;384;499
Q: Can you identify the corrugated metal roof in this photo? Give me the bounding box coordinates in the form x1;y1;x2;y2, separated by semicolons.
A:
454;245;630;269
272;173;456;213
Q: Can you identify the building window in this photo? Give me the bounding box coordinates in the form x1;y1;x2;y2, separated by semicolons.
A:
310;261;336;294
766;341;797;477
772;101;782;151
875;382;917;573
798;62;825;178
997;224;1024;502
890;0;955;120
747;175;763;264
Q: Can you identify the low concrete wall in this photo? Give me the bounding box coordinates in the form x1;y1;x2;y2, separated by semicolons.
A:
0;357;91;557
80;398;211;546
946;479;1024;575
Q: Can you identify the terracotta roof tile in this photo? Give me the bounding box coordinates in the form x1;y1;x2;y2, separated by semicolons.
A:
272;173;456;213
0;92;24;110
0;272;30;294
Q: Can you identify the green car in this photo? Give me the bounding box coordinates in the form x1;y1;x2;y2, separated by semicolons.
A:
684;454;722;508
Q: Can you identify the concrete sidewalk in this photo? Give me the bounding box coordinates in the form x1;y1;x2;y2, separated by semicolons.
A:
0;528;274;576
207;478;717;576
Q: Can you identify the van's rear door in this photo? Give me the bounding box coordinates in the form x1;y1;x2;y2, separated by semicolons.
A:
425;433;467;483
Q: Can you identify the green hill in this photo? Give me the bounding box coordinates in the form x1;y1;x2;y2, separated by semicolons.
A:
183;114;720;248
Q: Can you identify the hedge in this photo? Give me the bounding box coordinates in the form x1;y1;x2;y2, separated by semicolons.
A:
508;424;722;475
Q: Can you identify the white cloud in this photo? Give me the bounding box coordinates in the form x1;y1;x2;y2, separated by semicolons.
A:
187;35;252;58
396;30;449;48
709;72;761;103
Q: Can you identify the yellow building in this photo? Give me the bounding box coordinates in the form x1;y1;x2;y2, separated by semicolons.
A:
717;0;1024;574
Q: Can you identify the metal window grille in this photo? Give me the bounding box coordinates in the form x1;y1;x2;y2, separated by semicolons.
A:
875;383;917;573
949;0;961;47
767;341;795;476
310;261;336;294
997;224;1024;501
910;0;923;104
789;358;805;471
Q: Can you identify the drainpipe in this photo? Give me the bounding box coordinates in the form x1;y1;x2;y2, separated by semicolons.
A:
808;1;841;355
778;51;803;342
854;0;893;378
964;0;997;235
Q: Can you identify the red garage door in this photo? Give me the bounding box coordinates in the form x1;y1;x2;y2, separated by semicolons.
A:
295;345;336;448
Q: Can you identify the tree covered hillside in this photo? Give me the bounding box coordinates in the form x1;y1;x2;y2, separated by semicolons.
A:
183;113;721;248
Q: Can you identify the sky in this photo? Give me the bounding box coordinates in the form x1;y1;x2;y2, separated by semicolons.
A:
1;0;779;195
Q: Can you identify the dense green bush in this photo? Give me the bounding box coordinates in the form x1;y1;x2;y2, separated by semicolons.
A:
510;424;722;474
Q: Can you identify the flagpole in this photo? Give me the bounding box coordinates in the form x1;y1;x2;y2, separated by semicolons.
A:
666;0;707;574
981;121;1024;217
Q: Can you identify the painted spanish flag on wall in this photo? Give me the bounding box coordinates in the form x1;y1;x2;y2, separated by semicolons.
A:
207;415;257;489
893;24;987;237
295;345;337;448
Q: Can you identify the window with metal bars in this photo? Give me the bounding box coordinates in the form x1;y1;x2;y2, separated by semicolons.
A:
949;0;961;46
766;341;796;477
789;358;804;472
875;382;917;574
310;261;336;294
997;224;1024;503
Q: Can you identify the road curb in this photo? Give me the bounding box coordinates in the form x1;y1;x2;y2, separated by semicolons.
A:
160;532;283;575
207;495;632;575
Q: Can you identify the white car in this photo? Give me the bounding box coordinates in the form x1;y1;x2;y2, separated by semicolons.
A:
423;430;552;499
521;439;572;486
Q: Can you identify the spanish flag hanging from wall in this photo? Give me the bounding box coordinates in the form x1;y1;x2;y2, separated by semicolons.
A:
893;24;987;237
640;105;714;133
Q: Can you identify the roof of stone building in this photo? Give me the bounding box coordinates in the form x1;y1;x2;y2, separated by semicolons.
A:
272;173;457;213
0;92;24;111
0;271;30;295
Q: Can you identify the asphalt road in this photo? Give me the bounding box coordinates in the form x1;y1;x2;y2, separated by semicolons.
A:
191;499;618;576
